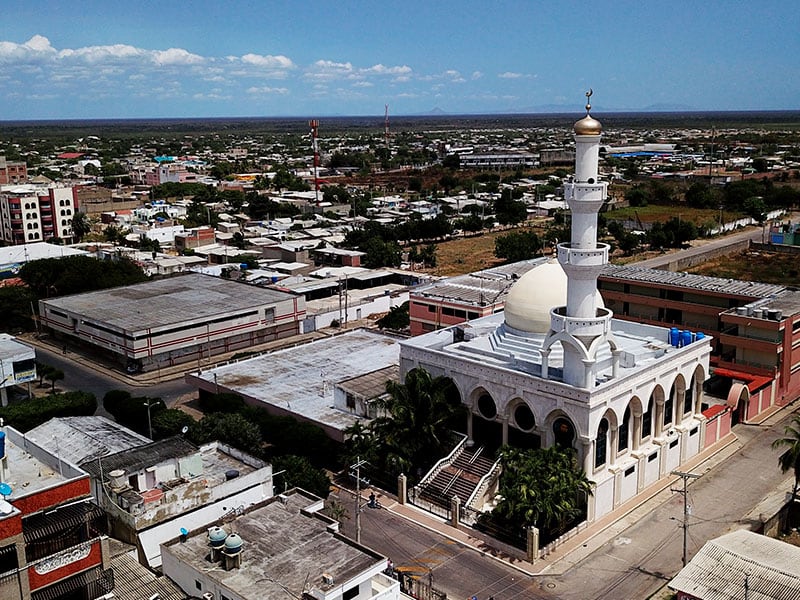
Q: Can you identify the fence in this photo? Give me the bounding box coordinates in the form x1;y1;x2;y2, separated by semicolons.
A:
408;487;451;521
394;570;448;600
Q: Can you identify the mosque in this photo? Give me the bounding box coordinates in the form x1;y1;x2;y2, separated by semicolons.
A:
399;94;712;521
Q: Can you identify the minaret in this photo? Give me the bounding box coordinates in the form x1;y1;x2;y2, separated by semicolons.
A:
543;90;616;388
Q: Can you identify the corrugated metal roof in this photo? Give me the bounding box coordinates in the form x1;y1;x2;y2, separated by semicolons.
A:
600;264;786;298
669;530;800;600
80;437;197;481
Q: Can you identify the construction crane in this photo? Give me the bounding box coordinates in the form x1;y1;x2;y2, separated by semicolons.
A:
309;119;320;205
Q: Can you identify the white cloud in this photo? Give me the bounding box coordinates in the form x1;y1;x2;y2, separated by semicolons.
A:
246;86;289;95
305;59;354;80
352;81;373;88
498;71;523;79
362;64;412;76
241;53;294;69
0;35;57;63
153;48;204;65
471;71;483;80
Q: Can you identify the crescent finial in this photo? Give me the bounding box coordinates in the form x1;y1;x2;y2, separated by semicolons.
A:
585;88;593;113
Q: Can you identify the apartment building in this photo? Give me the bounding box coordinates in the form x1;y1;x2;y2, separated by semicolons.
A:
0;184;79;245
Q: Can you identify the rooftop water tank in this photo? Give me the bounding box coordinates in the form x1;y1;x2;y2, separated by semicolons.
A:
224;533;243;555
208;526;227;549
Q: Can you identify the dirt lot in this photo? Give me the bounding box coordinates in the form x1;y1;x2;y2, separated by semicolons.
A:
687;249;800;285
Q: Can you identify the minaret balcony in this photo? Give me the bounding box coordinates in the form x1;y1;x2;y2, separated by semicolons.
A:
549;306;613;337
557;242;609;267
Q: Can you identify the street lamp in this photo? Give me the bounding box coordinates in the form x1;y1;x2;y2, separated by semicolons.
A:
143;399;158;440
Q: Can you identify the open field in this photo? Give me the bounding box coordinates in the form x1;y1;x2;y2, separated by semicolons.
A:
604;205;739;227
687;249;800;285
423;231;509;276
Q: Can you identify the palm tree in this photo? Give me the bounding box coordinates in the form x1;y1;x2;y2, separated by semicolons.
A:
771;415;800;502
371;367;464;478
494;445;593;535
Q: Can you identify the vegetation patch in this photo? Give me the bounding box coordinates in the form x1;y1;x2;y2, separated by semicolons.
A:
687;250;800;286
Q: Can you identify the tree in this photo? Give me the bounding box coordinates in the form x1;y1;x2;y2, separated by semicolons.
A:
152;409;196;440
493;445;592;535
771;415;800;502
625;186;648;207
494;188;527;225
495;230;541;262
743;197;767;224
19;255;147;299
189;412;263;457
371;368;465;478
377;302;409;331
45;368;64;392
363;237;402;268
272;455;331;498
71;212;92;241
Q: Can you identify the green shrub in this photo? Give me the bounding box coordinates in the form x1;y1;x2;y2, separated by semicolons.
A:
0;391;97;432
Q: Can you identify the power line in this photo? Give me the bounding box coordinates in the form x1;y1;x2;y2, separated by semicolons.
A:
671;470;701;567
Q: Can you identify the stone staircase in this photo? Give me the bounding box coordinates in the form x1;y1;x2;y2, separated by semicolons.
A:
417;446;496;511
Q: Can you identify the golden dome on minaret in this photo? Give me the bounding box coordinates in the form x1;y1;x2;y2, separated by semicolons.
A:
573;89;602;135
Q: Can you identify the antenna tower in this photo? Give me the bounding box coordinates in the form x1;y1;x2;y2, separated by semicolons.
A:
309;119;321;205
384;104;389;149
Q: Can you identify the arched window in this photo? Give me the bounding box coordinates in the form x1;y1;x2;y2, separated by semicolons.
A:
553;417;575;450
665;384;675;427
595;418;609;468
684;376;694;414
619;407;631;452
514;403;535;431
28;233;35;240
60;210;66;216
27;223;33;230
477;393;497;419
642;397;653;439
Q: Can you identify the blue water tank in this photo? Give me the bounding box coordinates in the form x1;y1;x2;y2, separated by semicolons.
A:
696;332;705;341
670;327;680;347
681;330;692;347
240;263;248;269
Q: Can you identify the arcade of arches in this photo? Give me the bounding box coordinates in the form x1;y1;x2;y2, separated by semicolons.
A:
445;366;706;478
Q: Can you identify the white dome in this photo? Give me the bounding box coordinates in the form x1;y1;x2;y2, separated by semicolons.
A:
503;260;604;334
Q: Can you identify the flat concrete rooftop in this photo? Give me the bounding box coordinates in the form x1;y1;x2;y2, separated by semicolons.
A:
197;329;400;435
165;490;383;599
41;272;298;332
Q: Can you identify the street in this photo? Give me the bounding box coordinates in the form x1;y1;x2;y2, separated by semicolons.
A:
538;409;797;599
331;488;556;600
30;342;193;411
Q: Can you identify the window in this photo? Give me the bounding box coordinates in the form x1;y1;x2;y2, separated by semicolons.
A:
625;466;635;477
619;407;630;452
346;393;356;409
195;580;202;591
343;585;359;600
595;419;608;468
664;386;675;427
642;398;653;439
648;452;658;463
684;376;694;414
669;439;679;449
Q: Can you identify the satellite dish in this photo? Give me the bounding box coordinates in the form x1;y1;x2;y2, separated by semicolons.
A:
0;482;12;497
181;426;189;435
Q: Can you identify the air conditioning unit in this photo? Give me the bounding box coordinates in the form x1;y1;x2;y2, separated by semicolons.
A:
322;573;335;585
202;593;214;600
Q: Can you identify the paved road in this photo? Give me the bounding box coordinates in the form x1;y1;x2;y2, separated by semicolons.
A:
330;489;555;600
31;343;193;410
539;408;797;600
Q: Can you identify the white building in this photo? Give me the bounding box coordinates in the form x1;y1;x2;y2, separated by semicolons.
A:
0;334;36;406
400;96;712;522
161;488;401;600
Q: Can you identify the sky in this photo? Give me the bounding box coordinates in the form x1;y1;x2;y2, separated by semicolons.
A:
1;0;798;120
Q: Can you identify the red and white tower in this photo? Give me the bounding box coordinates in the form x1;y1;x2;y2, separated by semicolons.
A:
309;119;320;205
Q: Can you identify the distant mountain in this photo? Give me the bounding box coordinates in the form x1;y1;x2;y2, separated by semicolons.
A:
415;107;448;115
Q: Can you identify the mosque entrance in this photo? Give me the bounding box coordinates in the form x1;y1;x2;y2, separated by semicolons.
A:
508;427;541;451
471;415;503;455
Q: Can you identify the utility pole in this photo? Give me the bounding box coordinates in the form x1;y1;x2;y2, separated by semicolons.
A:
350;457;368;544
671;470;701;567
